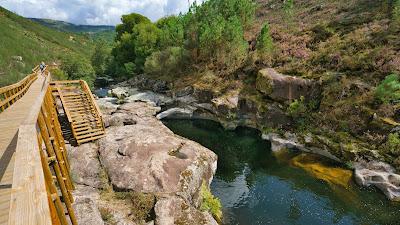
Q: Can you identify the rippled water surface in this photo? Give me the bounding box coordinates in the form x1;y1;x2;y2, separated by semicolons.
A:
163;119;400;225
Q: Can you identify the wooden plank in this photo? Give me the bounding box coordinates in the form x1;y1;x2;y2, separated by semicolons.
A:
8;125;52;225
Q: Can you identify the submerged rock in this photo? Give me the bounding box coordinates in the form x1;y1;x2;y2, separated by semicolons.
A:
354;160;400;201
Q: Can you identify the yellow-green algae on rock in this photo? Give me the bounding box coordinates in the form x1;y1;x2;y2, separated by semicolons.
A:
290;153;352;189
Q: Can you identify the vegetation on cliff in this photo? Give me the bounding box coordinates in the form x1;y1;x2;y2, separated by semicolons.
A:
97;0;400;169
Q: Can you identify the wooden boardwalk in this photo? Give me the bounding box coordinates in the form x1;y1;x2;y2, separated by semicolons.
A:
0;73;46;225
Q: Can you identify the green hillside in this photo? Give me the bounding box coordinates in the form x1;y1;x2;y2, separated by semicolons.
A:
29;18;116;42
0;7;95;87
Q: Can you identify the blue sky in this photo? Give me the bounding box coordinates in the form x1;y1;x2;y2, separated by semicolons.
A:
0;0;201;25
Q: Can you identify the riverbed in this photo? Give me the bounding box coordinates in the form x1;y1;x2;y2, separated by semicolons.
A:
163;119;400;225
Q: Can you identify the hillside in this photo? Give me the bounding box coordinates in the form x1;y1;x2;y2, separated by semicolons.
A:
0;7;95;86
102;0;400;170
29;18;116;42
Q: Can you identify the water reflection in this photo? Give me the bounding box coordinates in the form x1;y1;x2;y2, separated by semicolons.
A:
163;119;400;225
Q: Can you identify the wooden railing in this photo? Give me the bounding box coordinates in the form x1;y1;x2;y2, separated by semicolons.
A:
9;69;77;225
0;68;39;112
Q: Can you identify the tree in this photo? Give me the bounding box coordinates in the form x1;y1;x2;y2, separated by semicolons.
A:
156;16;185;49
91;41;110;76
61;53;96;88
115;13;151;41
257;23;274;53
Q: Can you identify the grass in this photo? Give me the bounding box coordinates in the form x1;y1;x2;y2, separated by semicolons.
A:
199;181;222;222
0;6;95;87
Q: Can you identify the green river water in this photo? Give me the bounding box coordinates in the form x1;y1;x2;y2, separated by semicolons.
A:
162;119;400;225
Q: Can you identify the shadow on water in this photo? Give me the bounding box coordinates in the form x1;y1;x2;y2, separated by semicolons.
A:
162;119;400;225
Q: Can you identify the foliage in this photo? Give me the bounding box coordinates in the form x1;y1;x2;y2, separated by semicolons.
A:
60;53;96;88
200;181;222;221
385;133;400;156
393;0;400;23
50;68;68;81
156;16;185;49
283;0;294;16
288;96;307;118
144;46;188;75
115;13;150;41
112;14;160;76
257;23;274;53
375;73;400;103
91;41;111;76
110;0;255;78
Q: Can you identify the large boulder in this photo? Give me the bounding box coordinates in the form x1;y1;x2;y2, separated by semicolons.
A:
354;160;400;201
73;185;104;225
154;196;218;225
256;68;319;102
98;102;218;205
109;87;130;99
68;143;103;188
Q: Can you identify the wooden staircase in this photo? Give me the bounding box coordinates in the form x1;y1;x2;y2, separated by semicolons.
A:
50;80;105;145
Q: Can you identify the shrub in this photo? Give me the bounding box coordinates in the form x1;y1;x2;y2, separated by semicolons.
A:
60;53;96;88
375;73;400;104
144;46;188;75
200;181;222;221
50;68;68;81
385;133;400;156
393;0;400;23
288;96;307;117
257;23;274;53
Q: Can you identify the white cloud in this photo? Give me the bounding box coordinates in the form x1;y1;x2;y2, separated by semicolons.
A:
0;0;201;25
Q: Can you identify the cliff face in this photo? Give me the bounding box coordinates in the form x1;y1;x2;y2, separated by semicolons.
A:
69;100;219;225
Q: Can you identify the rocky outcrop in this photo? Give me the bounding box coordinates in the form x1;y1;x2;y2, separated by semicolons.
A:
155;196;218;225
354;160;400;201
73;185;104;225
125;91;173;106
68;143;103;188
256;68;320;102
109;87;130;99
156;107;195;120
98;102;218;206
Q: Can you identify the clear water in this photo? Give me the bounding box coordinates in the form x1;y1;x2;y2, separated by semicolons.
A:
94;88;109;98
162;119;400;225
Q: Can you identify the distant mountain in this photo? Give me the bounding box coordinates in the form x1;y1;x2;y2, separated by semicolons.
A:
29;18;116;42
29;18;115;33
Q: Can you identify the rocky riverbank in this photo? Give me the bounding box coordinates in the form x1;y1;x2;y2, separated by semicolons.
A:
69;100;220;225
102;67;400;202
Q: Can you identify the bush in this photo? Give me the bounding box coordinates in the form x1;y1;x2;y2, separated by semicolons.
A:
385;133;400;156
200;182;222;222
144;46;188;75
375;73;400;104
50;68;68;81
288;96;307;117
257;23;274;53
60;53;96;88
393;0;400;23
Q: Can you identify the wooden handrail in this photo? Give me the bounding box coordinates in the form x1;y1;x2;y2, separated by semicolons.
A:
9;70;77;225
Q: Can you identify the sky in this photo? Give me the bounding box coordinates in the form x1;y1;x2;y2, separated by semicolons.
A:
0;0;200;26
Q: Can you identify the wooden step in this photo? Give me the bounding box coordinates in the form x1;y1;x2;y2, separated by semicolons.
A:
77;134;106;145
75;128;104;136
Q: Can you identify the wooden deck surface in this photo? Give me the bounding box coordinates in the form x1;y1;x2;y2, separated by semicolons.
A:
0;74;45;225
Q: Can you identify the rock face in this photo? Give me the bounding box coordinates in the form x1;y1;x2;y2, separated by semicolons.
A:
109;87;130;99
68;143;103;188
155;196;218;225
98;102;218;206
354;160;400;201
256;68;319;102
73;185;104;225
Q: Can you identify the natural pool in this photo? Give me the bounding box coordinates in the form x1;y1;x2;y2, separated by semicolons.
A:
163;119;400;225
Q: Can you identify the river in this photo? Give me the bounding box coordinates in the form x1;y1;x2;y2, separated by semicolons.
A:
163;119;400;225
